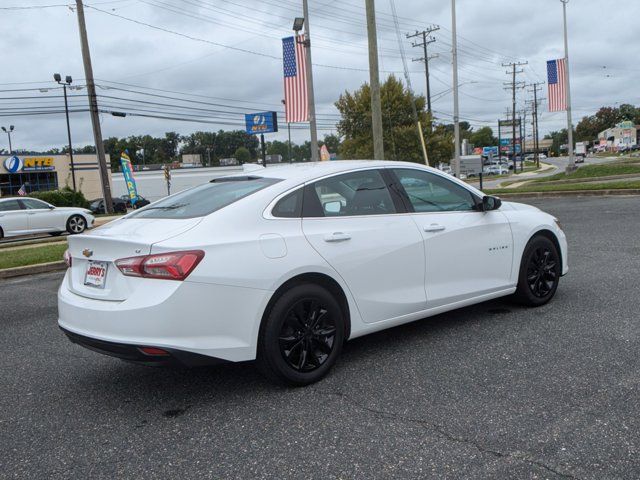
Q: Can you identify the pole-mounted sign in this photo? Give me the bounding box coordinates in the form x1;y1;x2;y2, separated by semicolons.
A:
245;111;278;167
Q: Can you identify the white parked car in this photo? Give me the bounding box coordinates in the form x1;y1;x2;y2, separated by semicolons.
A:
0;197;95;239
484;165;510;176
58;161;568;385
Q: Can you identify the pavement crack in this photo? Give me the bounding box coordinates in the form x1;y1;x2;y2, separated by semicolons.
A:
314;389;580;479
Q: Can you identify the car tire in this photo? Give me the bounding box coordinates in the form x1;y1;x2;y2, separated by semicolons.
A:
513;235;560;307
66;215;87;235
257;283;345;386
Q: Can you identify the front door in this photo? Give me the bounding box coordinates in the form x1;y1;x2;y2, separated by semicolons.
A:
19;198;58;232
302;169;426;324
389;168;513;308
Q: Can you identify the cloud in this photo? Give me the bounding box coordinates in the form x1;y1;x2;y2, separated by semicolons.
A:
1;0;638;152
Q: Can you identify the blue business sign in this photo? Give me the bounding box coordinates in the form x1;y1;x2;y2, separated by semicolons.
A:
482;146;499;157
245;111;278;134
3;155;23;173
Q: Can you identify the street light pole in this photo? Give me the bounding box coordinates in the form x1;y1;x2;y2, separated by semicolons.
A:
1;125;14;153
54;74;77;191
561;0;575;172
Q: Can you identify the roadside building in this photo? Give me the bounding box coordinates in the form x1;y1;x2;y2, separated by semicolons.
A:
597;121;640;151
0;153;112;199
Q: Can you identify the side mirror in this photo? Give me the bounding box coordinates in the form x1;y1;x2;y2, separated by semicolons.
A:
481;195;502;211
48;204;55;210
323;201;342;215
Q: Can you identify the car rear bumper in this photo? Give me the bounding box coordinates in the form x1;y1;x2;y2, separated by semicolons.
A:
60;326;227;367
58;270;272;363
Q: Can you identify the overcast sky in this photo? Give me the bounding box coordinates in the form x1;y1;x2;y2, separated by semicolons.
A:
1;0;638;153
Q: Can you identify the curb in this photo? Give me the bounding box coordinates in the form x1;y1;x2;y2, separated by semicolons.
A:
0;261;66;280
493;189;640;199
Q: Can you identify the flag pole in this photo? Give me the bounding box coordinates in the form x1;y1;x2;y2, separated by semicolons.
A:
561;0;575;172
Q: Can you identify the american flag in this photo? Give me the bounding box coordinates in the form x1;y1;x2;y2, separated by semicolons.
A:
547;58;567;112
17;183;27;196
282;35;308;123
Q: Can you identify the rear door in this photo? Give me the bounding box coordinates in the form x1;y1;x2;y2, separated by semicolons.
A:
389;167;513;308
301;168;426;324
0;199;28;236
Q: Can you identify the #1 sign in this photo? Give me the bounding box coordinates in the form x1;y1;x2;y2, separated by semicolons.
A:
245;112;278;134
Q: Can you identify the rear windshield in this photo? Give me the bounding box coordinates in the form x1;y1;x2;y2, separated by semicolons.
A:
127;176;280;219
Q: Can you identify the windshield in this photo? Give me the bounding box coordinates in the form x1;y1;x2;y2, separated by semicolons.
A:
127;176;280;219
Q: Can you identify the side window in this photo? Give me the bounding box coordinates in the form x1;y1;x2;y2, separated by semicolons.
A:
304;169;396;217
393;169;477;212
0;200;23;212
20;198;50;210
272;188;303;218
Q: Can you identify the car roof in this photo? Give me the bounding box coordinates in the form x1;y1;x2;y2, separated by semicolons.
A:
235;160;443;183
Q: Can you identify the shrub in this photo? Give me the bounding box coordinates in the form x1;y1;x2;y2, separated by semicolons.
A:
30;187;90;209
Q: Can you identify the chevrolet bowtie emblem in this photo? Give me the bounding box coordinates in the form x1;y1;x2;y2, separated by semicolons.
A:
82;248;93;258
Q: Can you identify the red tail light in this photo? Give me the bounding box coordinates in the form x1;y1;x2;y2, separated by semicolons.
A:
115;250;204;281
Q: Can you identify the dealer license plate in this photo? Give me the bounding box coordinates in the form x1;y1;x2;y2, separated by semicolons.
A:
84;260;108;288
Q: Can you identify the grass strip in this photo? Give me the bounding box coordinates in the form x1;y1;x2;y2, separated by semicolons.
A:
0;243;67;270
484;180;640;195
530;163;640;183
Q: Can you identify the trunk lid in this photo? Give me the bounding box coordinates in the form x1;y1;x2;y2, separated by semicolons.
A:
66;217;202;301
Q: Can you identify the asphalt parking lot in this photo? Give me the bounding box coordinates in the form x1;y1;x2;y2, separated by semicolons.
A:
2;196;639;479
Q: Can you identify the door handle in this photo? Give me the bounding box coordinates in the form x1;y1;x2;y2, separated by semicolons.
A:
424;224;446;232
324;232;351;243
26;212;37;215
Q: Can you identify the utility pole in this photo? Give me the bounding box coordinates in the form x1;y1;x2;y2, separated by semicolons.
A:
561;0;575;172
300;1;319;162
407;25;440;114
520;109;527;172
365;0;384;160
75;0;113;213
503;61;527;172
451;0;461;177
527;83;544;168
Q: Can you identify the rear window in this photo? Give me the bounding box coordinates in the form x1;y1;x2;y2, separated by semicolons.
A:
128;176;280;219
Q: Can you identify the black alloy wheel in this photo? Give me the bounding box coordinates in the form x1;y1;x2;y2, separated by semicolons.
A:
513;235;560;306
258;283;345;386
278;298;337;372
526;247;558;298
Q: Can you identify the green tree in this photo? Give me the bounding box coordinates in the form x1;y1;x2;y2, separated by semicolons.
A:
266;140;290;162
469;126;497;148
335;75;431;163
234;146;251;164
181;131;217;165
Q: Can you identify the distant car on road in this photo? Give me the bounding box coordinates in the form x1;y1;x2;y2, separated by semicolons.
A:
89;198;127;214
0;197;94;239
58;160;568;386
119;195;151;209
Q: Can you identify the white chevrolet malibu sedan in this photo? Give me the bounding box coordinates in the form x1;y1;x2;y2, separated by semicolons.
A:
59;161;568;385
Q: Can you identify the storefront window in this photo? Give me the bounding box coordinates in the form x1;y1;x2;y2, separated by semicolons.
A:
0;171;58;197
